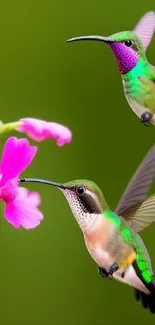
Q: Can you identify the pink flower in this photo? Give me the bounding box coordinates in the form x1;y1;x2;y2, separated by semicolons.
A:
0;137;43;229
16;118;72;146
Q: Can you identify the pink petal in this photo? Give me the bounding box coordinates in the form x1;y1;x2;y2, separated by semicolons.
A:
17;118;72;145
133;11;155;50
48;122;72;146
17;186;28;199
1;137;37;185
26;192;41;207
5;199;43;229
18;187;41;207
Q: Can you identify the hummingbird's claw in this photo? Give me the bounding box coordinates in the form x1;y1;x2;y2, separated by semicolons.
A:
108;263;119;278
98;266;110;279
141;111;153;126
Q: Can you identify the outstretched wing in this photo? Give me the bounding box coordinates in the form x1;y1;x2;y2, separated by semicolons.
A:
133;11;155;51
115;145;155;233
138;76;155;102
119;195;155;233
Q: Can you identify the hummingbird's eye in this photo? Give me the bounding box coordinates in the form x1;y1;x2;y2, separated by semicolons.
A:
76;185;85;195
124;40;132;47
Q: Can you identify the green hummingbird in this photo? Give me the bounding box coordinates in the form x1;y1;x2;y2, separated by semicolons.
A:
21;145;155;313
67;11;155;127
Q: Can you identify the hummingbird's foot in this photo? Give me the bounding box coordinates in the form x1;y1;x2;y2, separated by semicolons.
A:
141;111;153;126
98;266;110;279
108;263;119;278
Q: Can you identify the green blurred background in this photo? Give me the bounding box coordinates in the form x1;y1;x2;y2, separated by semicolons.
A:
0;1;155;324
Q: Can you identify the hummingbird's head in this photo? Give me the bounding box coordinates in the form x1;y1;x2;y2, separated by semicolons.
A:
20;178;109;232
60;179;109;231
67;11;155;75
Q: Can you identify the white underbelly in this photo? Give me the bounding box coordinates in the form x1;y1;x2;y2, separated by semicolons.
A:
114;265;150;294
123;82;155;125
87;246;150;294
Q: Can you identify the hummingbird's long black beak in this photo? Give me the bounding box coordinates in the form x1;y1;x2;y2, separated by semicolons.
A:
20;178;65;189
66;35;109;43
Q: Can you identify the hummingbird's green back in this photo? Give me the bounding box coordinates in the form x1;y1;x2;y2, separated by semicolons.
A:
104;209;152;283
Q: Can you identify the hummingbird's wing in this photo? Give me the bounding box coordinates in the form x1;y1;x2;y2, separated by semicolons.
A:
115;145;155;233
115;145;155;215
138;76;155;105
133;11;155;51
117;195;155;233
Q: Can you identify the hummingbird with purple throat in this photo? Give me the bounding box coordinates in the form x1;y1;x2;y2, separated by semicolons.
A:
67;11;155;127
21;145;155;313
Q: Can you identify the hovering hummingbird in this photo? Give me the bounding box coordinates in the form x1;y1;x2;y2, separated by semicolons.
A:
21;145;155;313
67;11;155;127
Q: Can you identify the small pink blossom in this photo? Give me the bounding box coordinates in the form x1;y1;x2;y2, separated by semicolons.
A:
0;137;43;229
16;118;72;146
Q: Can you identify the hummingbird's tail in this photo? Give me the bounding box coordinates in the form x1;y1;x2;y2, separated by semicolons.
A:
134;289;155;314
132;260;155;313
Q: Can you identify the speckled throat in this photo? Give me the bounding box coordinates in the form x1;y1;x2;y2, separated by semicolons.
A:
60;188;101;232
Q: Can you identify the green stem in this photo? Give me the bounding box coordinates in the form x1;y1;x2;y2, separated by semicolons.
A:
0;121;23;134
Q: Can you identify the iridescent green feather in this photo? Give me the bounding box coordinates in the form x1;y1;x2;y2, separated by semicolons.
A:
134;235;152;283
123;59;155;112
104;210;152;283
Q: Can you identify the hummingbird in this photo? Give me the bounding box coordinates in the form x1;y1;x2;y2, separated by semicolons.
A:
67;11;155;127
20;145;155;313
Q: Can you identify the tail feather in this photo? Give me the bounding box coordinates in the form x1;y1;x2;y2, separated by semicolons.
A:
134;289;155;314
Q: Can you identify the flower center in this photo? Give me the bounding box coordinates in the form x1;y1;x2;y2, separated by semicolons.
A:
0;178;18;203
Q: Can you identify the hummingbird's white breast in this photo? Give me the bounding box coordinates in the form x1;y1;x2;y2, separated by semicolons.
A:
84;214;115;270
